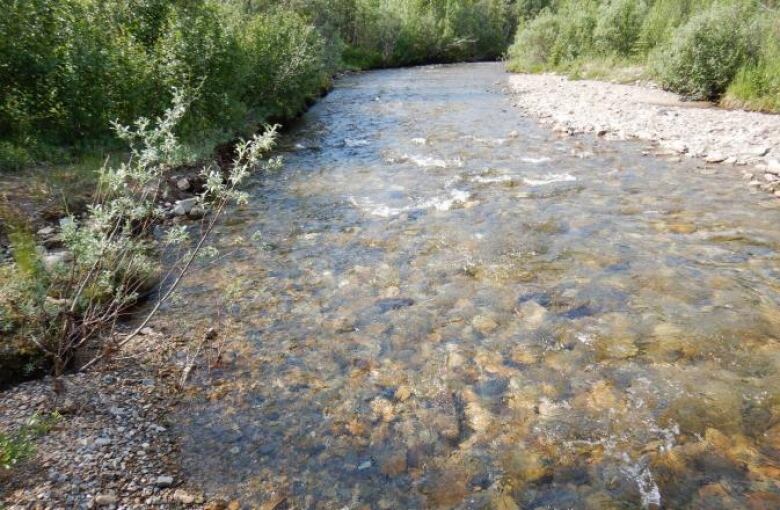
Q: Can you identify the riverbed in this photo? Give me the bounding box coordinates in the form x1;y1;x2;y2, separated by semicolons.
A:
172;63;780;508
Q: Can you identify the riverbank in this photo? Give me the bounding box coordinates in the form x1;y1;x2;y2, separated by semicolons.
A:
508;73;780;198
0;328;209;509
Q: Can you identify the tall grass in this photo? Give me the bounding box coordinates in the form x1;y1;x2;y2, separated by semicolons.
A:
506;0;780;110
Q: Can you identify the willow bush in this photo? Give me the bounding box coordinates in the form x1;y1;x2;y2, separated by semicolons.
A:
0;1;331;168
506;0;780;110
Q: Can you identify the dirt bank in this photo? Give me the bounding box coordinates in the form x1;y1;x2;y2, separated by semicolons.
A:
508;73;780;198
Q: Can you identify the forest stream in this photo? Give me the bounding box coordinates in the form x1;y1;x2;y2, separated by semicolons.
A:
169;63;780;508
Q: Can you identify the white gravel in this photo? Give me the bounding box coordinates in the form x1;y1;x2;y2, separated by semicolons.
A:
508;73;780;197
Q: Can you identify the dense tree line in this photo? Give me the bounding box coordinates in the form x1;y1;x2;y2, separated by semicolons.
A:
0;0;519;169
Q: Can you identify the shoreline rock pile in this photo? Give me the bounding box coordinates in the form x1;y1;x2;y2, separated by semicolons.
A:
508;73;780;198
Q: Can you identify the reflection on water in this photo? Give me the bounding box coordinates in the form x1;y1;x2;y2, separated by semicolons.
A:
173;63;780;508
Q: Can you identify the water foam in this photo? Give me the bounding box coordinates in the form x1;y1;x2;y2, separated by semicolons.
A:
524;173;577;186
471;174;514;184
621;456;662;509
349;189;471;218
520;156;552;164
344;138;370;147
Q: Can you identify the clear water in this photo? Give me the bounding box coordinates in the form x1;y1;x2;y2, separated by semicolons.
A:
173;63;780;509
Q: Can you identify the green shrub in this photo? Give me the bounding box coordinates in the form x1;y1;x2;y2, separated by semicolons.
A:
549;1;599;65
0;93;280;377
506;9;560;71
593;0;649;56
0;413;60;470
0;142;32;171
724;15;780;111
515;0;553;20
239;10;329;119
652;3;758;99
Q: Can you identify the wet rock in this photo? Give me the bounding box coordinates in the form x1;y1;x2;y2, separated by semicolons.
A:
705;153;726;164
510;344;539;365
94;493;118;506
475;377;508;399
764;423;780;452
575;380;620;413
331;317;356;333
645;322;698;361
173;489;196;505
376;297;415;313
176;177;191;191
502;448;550;483
173;198;198;216
516;300;547;329
370;397;396;422
472;314;498;334
154;475;174;488
465;401;493;432
383;285;401;298
664;380;742;435
259;496;287;510
421;468;470;508
491;492;520;510
447;348;465;369
380;450;408;476
595;314;638;360
429;393;461;442
395;385;413;402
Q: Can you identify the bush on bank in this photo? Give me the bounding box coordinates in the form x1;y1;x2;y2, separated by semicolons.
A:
507;0;780;110
0;0;520;171
0;0;520;386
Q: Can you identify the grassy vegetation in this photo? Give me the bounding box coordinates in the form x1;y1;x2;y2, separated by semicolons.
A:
507;0;780;110
0;413;60;470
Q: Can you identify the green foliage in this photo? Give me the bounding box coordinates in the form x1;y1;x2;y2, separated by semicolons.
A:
652;3;757;99
238;9;329;119
593;0;649;56
0;92;279;377
0;413;60;470
0;0;334;158
506;10;561;71
725;15;780;111
0;142;32;172
0;0;520;165
515;0;554;20
506;0;779;110
550;1;599;64
507;1;598;70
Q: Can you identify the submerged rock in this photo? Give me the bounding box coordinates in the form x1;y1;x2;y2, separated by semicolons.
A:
375;297;415;313
516;300;547;329
370;397;396;423
465;401;493;433
472;314;499;334
595;314;639;360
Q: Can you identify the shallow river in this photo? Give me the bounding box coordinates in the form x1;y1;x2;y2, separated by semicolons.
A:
173;63;780;508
